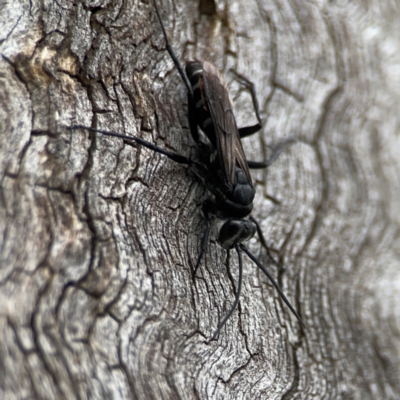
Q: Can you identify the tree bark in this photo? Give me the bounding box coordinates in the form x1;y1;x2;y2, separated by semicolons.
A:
1;0;400;399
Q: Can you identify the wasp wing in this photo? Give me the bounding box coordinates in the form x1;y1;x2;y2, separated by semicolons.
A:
202;61;252;187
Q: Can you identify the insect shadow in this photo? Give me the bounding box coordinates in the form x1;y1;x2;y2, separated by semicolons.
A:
68;0;304;340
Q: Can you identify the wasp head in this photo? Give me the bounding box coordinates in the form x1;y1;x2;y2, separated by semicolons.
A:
218;219;257;249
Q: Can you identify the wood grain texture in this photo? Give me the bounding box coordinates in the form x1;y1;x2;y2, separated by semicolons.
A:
1;0;400;399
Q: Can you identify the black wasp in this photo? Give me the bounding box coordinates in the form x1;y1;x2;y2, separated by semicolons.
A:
70;0;304;339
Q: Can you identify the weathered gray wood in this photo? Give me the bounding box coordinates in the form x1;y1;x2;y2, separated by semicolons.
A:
1;0;400;398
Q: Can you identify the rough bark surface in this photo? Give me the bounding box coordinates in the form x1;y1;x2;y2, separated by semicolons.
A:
1;0;400;399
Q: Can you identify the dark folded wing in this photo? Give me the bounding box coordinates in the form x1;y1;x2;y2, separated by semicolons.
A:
202;61;252;187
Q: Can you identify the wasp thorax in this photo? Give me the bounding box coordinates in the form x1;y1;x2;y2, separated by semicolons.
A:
231;168;256;206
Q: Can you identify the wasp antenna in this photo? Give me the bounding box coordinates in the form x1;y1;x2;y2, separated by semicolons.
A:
67;125;192;166
211;244;243;340
249;216;284;270
152;0;193;97
192;215;212;280
240;244;305;329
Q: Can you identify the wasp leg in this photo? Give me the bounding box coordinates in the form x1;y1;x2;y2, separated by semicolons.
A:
67;126;192;166
246;160;268;169
210;244;243;340
153;0;193;97
231;70;263;138
246;138;298;170
153;1;202;146
239;123;262;138
192;209;212;280
187;92;200;143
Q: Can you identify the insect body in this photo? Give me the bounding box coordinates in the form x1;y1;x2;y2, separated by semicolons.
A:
152;0;304;337
70;0;304;339
187;60;256;217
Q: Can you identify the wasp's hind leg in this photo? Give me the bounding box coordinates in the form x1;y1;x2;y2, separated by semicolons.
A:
231;70;269;166
246;138;298;170
232;70;263;139
232;70;297;168
153;0;193;96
